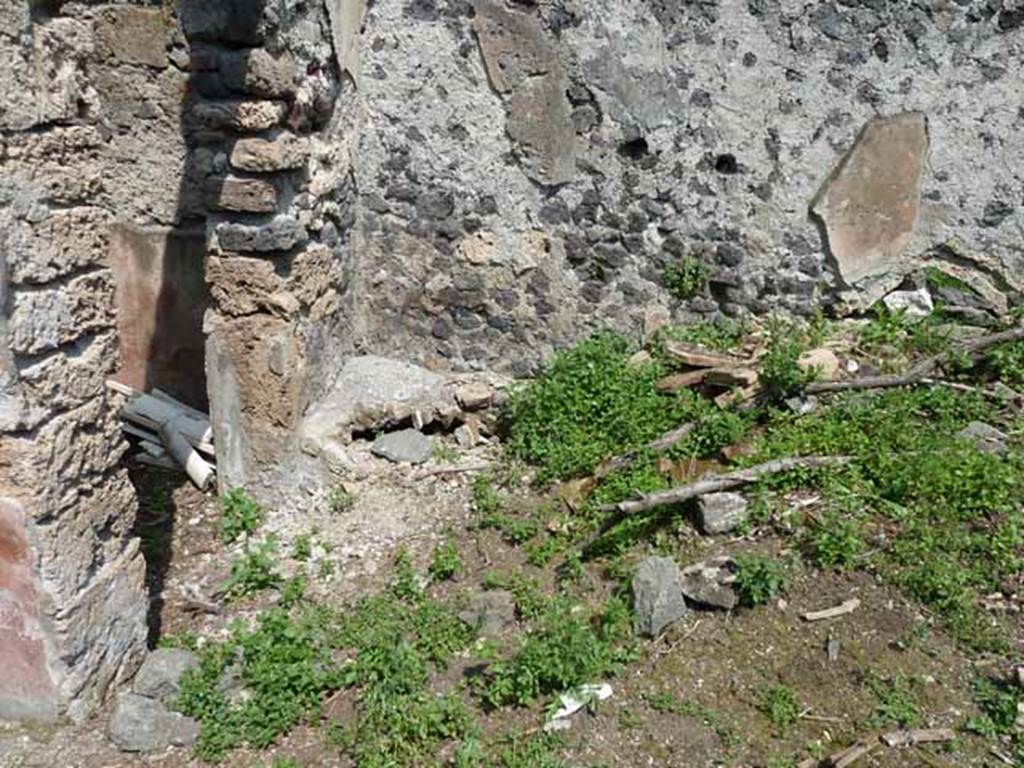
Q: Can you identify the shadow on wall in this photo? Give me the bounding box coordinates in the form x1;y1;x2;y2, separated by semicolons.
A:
109;2;281;413
118;0;272;644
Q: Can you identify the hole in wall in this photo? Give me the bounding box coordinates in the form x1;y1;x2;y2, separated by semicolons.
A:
618;136;650;160
714;153;739;174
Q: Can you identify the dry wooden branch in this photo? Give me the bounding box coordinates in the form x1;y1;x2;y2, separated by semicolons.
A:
806;326;1024;395
412;462;491;480
826;742;875;768
587;455;850;544
880;728;955;748
593;422;695;480
802;598;861;622
597;455;849;516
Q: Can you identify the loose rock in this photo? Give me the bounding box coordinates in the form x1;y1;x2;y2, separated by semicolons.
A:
957;421;1009;455
371;428;432;464
632;556;688;637
109;693;200;752
455;382;493;411
132;648;200;704
882;287;933;317
458;590;516;635
798;348;842;380
697;492;749;535
680;556;739;611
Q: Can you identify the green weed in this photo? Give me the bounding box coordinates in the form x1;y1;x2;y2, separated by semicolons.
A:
327;487;357;514
759;318;815;399
223;536;283;602
432;441;460;464
733;554;788;607
866;673;919;728
292;534;312;561
481;596;634;708
663;255;711;300
966;674;1023;765
990;339;1024;389
654;318;749;353
219;488;264;544
856;305;950;361
429;539;462;581
504;332;702;483
758;684;800;736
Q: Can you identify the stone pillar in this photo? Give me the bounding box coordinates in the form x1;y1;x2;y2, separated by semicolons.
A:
178;0;354;506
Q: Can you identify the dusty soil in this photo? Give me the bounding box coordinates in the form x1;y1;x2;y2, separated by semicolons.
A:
0;432;1017;768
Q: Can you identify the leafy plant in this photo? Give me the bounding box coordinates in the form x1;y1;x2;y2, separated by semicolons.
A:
990;339;1024;388
432;441;460;464
966;676;1022;741
481;596;633;708
219;488;264;544
758;684;800;735
733;554;788;607
292;533;312;561
177;605;345;760
391;547;423;602
663;255;711;300
804;510;863;570
759;319;814;399
505;331;734;483
223;536;283;602
327;487;357;513
867;673;919;728
429;539;462;581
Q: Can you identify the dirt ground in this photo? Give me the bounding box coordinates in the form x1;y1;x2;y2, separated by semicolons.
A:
0;424;1017;768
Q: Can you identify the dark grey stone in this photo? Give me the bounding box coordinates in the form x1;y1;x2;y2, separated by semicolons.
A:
697;493;749;535
216;216;305;253
109;693;200;752
132;648;200;704
417;189;455;219
680;556;739;610
371;428;432;464
632;556;688;637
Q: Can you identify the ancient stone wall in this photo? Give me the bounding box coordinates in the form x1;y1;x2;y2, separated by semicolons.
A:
2;0;1023;723
345;0;1024;374
0;0;191;721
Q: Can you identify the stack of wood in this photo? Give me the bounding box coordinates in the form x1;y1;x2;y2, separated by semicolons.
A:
655;340;760;407
106;381;216;491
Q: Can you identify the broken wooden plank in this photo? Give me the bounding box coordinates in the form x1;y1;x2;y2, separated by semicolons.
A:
827;742;875;768
656;370;709;393
880;728;955;748
661;340;751;369
803;598;861;622
705;367;759;388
